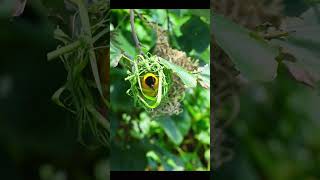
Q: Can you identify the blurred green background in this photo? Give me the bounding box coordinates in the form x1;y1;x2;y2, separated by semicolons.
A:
215;65;320;180
0;1;108;179
110;9;210;171
214;0;320;179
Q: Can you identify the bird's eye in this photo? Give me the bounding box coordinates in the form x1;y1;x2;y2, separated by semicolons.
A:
145;76;156;87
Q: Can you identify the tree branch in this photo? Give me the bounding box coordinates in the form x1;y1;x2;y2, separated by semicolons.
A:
130;9;142;55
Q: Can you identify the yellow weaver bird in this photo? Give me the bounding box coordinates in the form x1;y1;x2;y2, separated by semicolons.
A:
140;73;159;98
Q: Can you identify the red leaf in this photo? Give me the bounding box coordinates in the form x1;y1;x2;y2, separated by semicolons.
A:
284;61;317;88
12;0;27;17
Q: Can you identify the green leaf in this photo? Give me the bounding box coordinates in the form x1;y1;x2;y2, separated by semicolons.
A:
178;16;210;53
150;143;185;170
197;64;210;89
179;151;204;170
51;86;75;113
110;42;122;68
213;14;279;81
189;9;210;23
196;131;210;145
53;27;72;44
168;9;182;17
110;69;133;111
200;46;210;64
159;57;197;88
51;86;67;109
204;149;210;162
113;32;136;58
157;117;183;145
173;111;192;137
111;141;148;170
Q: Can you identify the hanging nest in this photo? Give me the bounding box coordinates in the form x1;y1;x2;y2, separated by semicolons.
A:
125;53;172;110
150;25;199;117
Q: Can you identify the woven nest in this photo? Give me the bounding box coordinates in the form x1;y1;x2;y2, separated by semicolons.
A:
149;25;199;117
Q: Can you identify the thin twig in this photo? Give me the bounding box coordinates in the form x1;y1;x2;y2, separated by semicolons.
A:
130;9;142;54
263;31;290;40
166;10;170;32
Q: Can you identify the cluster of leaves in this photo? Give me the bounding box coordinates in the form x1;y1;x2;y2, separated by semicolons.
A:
213;4;320;86
110;9;210;170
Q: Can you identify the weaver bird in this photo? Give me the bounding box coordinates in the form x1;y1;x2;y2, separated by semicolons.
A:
140;73;159;98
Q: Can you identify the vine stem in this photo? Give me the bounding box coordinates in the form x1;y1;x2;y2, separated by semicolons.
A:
130;9;142;55
166;10;171;32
